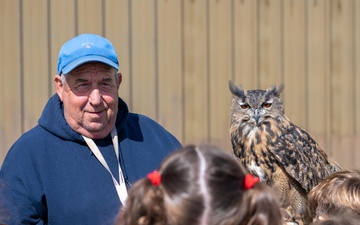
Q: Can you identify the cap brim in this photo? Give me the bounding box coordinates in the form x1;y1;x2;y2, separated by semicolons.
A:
61;55;119;75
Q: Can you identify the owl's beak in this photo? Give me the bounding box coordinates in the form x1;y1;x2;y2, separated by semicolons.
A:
254;109;260;124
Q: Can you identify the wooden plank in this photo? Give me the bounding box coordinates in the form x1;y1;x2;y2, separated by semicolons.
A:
156;0;183;142
130;0;156;118
306;0;332;156
22;0;50;131
258;0;282;87
233;0;258;89
104;0;131;106
0;0;22;163
208;0;232;151
49;0;76;92
183;0;209;144
77;0;102;35
354;0;360;168
330;0;355;168
283;0;306;128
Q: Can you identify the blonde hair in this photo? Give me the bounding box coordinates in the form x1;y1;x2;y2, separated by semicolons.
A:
307;169;360;220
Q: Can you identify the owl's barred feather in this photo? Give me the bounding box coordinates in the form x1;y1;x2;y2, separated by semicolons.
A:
229;81;341;225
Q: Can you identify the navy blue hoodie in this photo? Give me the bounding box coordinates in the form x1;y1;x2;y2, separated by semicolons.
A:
0;94;182;225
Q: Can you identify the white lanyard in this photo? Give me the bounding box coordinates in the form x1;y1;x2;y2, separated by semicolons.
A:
82;127;128;205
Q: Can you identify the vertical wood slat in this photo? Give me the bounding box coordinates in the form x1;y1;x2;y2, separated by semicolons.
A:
157;0;184;141
22;0;50;131
330;0;355;168
0;0;22;159
104;0;131;105
283;0;306;128
183;0;209;145
306;0;332;155
76;0;103;35
355;0;360;169
233;0;258;89
208;0;233;151
130;0;156;118
258;0;282;87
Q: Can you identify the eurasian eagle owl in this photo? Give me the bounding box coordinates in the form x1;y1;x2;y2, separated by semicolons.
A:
228;81;341;225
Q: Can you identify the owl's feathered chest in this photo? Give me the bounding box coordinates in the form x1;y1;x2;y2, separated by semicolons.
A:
230;118;291;180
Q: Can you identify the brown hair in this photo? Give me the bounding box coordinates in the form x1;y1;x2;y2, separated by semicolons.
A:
117;144;283;225
307;169;360;220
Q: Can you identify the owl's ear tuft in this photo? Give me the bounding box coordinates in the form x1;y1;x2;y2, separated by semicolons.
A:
276;84;284;96
267;84;284;97
229;80;245;97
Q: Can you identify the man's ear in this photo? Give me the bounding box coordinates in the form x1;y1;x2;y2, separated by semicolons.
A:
54;74;64;101
117;73;122;88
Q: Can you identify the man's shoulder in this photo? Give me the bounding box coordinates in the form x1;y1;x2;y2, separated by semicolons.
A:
6;125;53;155
124;113;181;146
127;112;153;120
16;125;49;142
126;113;160;127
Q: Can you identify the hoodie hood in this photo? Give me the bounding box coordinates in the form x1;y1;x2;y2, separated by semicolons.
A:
38;94;129;143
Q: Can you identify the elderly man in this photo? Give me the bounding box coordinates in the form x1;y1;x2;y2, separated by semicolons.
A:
0;34;181;225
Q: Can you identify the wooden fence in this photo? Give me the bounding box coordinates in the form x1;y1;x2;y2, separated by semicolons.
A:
1;0;359;169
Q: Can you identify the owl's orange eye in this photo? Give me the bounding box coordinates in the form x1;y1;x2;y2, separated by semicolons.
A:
240;104;249;109
262;102;272;108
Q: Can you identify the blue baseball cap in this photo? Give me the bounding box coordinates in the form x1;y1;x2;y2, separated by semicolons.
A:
57;34;119;75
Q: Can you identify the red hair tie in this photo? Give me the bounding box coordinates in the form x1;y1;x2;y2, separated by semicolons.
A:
244;174;260;189
147;171;161;186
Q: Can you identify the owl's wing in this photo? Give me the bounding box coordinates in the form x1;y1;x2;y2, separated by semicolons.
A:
271;124;339;192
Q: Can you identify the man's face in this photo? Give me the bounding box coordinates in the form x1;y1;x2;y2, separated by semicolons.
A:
55;62;121;139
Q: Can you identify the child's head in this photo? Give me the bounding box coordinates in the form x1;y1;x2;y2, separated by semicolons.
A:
118;144;283;225
307;169;360;222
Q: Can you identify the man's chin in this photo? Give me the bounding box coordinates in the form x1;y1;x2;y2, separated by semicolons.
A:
84;124;109;134
78;118;116;137
86;124;105;131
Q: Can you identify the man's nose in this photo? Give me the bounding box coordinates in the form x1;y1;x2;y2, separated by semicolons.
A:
88;88;102;105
